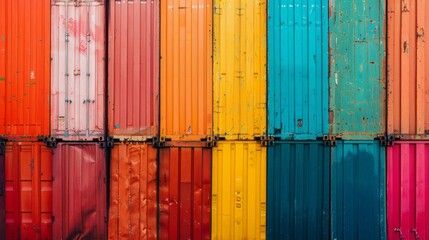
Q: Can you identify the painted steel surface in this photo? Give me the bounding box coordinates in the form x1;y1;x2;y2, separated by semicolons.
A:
268;0;329;140
267;141;329;240
52;143;106;239
213;0;266;140
0;145;4;239
329;0;386;139
160;0;213;141
331;140;386;239
5;142;52;239
387;1;429;139
0;0;50;139
159;146;211;240
212;141;266;239
109;142;157;240
51;2;105;140
108;0;159;140
387;142;429;240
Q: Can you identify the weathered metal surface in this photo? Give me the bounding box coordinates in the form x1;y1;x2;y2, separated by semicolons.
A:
108;0;159;140
387;142;429;240
331;140;386;239
387;0;429;139
213;0;266;140
160;0;213;141
212;141;266;239
51;2;105;140
0;144;4;239
5;142;52;239
329;0;386;139
109;142;157;240
268;0;329;140
0;0;50;139
267;141;329;240
52;143;106;239
159;146;211;240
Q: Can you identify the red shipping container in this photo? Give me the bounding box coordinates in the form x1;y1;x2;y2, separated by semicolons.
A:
109;142;157;239
159;143;211;240
0;143;5;239
387;142;429;240
51;1;105;140
0;0;50;139
108;0;159;140
5;142;52;239
53;143;107;239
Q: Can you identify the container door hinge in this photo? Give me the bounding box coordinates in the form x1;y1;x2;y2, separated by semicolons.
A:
379;134;395;147
254;135;269;147
322;135;338;147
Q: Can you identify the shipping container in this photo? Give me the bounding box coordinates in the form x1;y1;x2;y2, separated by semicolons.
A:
52;143;106;239
51;1;105;140
213;0;266;140
159;143;211;240
160;0;213;141
108;0;159;140
212;141;266;239
331;140;386;239
268;0;329;140
387;1;429;139
329;1;386;139
5;142;52;239
387;142;429;240
0;143;6;239
109;142;157;239
267;141;329;240
0;0;50;139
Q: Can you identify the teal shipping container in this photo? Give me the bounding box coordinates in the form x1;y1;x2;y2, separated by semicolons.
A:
267;141;329;240
331;140;386;239
329;1;386;139
268;0;329;140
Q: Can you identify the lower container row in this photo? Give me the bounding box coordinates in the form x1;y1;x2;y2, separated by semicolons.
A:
0;141;425;239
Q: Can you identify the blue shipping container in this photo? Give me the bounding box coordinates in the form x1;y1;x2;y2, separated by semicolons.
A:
268;0;329;140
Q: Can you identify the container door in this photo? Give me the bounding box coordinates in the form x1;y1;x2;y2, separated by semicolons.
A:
268;0;329;140
159;147;211;240
51;1;105;140
52;143;106;239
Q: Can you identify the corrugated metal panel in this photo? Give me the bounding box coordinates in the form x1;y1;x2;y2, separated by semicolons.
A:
52;143;106;239
0;144;6;239
387;1;429;139
212;141;266;239
159;146;211;240
109;142;157;239
213;0;266;140
5;142;52;239
160;0;213;141
267;141;329;240
329;1;386;139
108;0;159;140
387;142;429;240
51;3;105;140
331;140;386;239
268;0;329;140
0;0;50;139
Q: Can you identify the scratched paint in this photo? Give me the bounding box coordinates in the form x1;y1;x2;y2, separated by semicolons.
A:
329;0;386;139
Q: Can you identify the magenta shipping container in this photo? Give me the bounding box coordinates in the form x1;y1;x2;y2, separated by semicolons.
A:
52;143;107;239
388;142;429;240
51;1;105;140
108;0;159;140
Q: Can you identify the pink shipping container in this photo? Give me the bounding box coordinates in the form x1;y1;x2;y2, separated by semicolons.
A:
53;143;107;239
0;144;4;239
108;0;159;140
51;1;105;140
387;142;429;240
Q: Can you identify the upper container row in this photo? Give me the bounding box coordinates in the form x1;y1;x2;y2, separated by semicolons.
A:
0;0;427;141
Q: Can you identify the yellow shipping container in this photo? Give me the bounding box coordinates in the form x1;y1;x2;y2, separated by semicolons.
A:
212;141;267;239
213;0;267;140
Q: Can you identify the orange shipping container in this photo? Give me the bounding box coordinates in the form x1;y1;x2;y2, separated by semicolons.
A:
160;0;213;141
109;142;157;239
388;0;429;138
0;0;50;139
5;142;52;239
